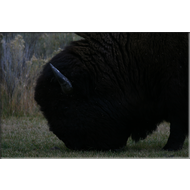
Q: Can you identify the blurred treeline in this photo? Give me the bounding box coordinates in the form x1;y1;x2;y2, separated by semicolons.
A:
0;33;81;117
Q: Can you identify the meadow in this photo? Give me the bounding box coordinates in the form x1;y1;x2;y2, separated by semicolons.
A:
1;116;188;158
0;33;189;158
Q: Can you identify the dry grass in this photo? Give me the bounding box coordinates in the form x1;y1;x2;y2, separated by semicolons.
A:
1;117;189;158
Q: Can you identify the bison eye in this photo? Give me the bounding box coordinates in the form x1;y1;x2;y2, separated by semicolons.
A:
50;63;73;94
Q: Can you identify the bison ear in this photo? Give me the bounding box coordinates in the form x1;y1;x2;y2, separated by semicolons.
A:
50;63;73;94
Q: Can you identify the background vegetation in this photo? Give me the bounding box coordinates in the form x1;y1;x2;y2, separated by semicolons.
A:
0;33;81;117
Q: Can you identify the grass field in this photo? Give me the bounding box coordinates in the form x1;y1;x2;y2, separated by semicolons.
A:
1;116;189;158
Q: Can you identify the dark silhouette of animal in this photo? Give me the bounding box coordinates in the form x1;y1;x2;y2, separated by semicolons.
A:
34;33;188;151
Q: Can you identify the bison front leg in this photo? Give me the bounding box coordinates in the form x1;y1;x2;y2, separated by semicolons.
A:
163;116;187;151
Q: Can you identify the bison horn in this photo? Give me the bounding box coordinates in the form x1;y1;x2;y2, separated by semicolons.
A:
50;63;73;94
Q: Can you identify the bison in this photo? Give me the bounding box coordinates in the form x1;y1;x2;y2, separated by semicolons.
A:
34;33;188;151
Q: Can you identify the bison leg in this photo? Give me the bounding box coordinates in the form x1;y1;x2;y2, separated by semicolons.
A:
163;116;187;151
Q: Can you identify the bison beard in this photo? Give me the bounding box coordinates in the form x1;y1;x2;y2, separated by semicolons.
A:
34;33;188;151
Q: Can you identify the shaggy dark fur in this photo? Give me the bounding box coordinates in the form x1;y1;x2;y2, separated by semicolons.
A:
35;33;188;151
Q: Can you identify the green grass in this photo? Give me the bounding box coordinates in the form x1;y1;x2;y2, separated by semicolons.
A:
1;116;189;158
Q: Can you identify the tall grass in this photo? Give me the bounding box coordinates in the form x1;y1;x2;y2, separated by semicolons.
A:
0;33;81;117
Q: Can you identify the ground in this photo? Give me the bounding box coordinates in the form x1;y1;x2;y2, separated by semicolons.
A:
1;116;189;158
